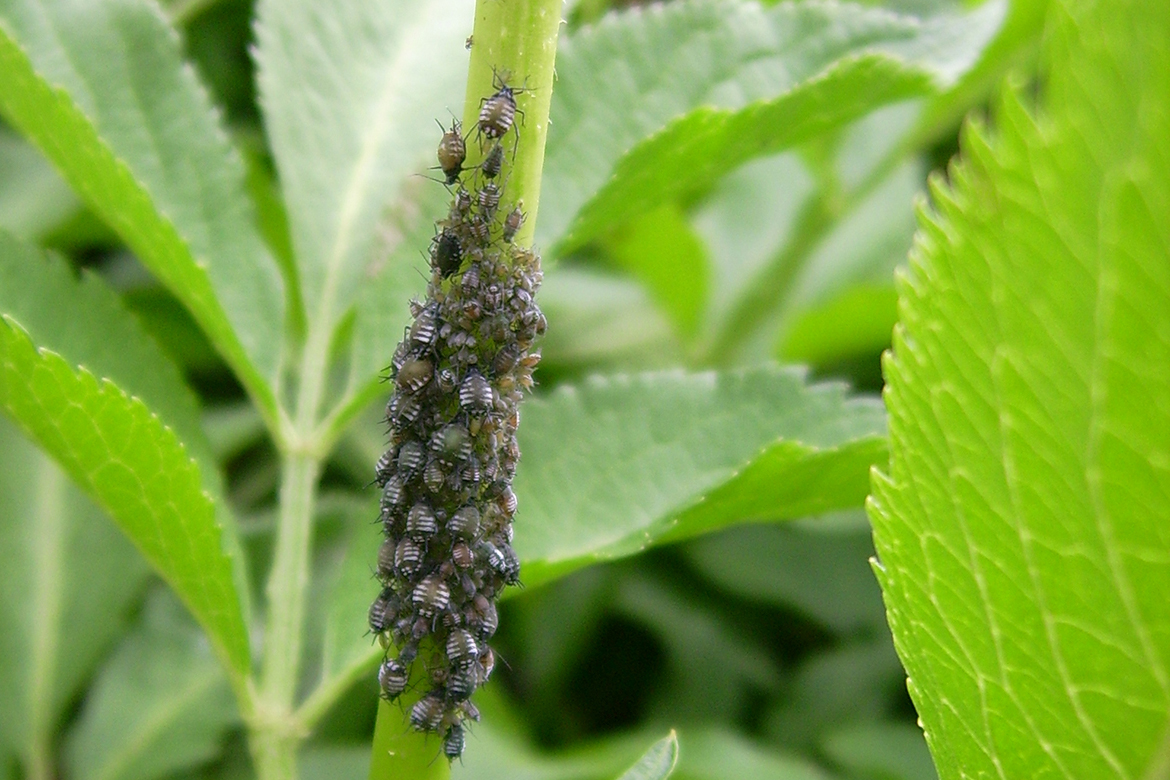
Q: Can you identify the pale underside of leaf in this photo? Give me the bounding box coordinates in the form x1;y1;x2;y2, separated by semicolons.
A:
255;0;471;340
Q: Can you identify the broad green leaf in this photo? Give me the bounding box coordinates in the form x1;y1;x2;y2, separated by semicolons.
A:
539;0;1005;251
868;2;1170;778
821;722;938;780
65;590;236;780
516;367;887;587
0;318;251;687
0;233;251;667
0;0;283;420
684;515;887;636
0;417;149;768
615;733;678;780
254;0;470;342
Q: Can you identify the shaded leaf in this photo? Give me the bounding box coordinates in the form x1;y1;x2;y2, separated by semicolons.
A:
0;129;79;239
65;590;236;780
540;0;1004;251
671;730;832;780
0;417;149;766
0;0;283;417
868;2;1170;778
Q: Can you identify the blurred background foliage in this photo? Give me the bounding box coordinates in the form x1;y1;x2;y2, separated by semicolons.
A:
0;0;1044;777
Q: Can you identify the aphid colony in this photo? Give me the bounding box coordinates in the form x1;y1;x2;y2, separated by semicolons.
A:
371;73;542;761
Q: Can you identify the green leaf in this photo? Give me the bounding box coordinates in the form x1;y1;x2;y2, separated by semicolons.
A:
64;590;237;780
515;367;887;588
0;417;149;767
254;0;470;341
615;732;678;780
0;232;251;660
539;0;1004;252
0;0;283;420
868;2;1170;778
0;317;251;688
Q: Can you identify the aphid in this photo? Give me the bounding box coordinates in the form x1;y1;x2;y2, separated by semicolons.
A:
462;701;481;722
502;203;525;243
431;423;472;464
387;393;422;430
491;345;520;377
380;475;407;512
412;575;451;618
431;228;463;277
451;187;472;219
446;667;476;702
379;658;409;700
497;485;518;517
481;142;504;179
407;502;439;539
477;182;501;220
374;450;393;485
395;357;433;393
444;723;466;760
411;694;446;732
396;439;426;479
423;458;446;493
436;119;466;185
469;594;498;639
394;537;425;577
410;302;441;348
478;71;526;140
368;588;398;633
446;628;480;669
460;263;481;295
447;505;480;539
459;371;493;415
376;539;396;579
467;217;491;246
451;541;474;569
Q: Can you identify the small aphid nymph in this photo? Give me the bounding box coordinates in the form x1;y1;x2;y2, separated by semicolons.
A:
436;119;466;185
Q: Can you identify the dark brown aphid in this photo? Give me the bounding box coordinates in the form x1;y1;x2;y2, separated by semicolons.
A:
447;505;480;539
436;119;466;185
411;694;446;731
407;502;439;539
459;371;493;415
412;575;451;618
444;723;466;760
368;588;398;633
395;439;426;478
502;203;524;243
481;142;504;179
379;658;409;699
395;357;433;393
478;182;501;220
478;71;526;140
446;628;480;668
432;228;463;277
394;537;425;577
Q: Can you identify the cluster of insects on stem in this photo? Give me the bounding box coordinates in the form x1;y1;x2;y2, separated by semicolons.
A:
369;70;543;762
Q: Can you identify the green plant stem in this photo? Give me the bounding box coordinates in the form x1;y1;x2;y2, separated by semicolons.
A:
253;448;322;780
367;1;562;777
